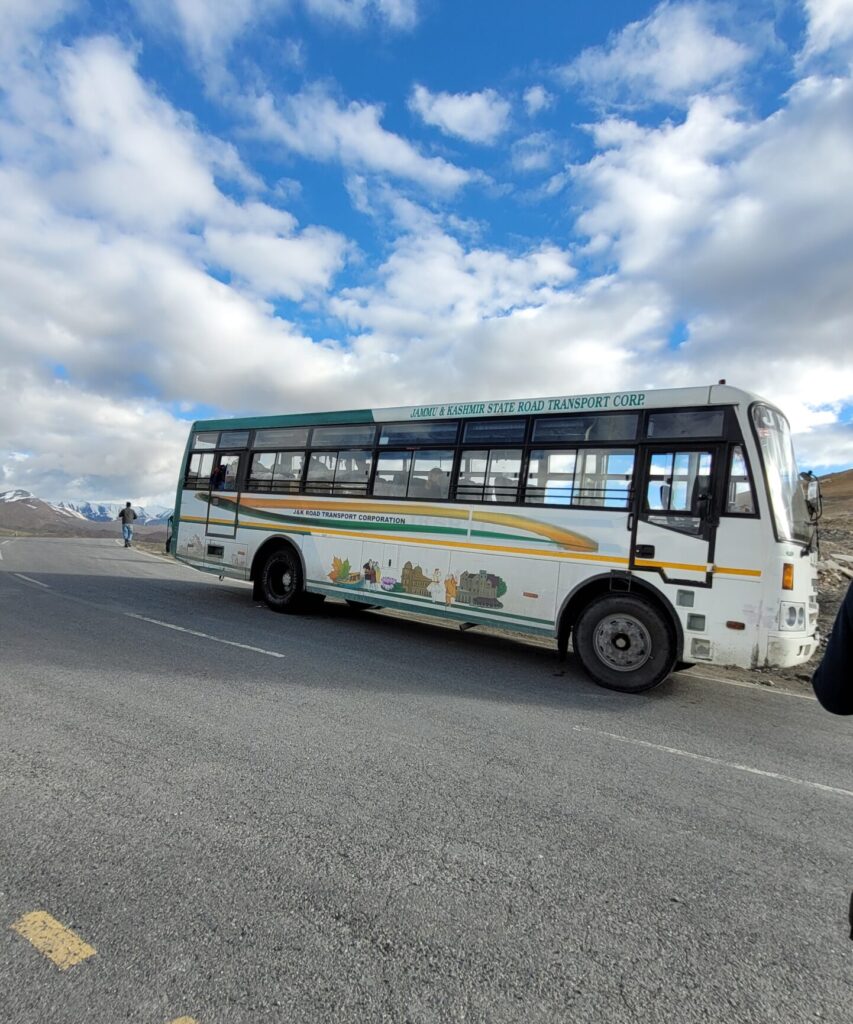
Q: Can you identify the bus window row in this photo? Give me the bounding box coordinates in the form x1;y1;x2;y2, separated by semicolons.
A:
188;407;731;457
188;446;635;509
186;441;757;516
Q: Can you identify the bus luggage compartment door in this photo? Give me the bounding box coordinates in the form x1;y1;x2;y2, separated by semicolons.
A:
630;447;719;586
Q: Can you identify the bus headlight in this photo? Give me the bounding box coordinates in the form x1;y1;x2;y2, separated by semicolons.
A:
779;602;806;631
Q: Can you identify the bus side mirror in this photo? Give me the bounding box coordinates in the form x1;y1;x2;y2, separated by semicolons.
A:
801;472;822;522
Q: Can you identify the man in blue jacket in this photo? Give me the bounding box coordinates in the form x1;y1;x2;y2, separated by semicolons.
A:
812;582;852;715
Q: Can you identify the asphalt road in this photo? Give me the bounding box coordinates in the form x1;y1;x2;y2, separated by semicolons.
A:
0;537;850;1024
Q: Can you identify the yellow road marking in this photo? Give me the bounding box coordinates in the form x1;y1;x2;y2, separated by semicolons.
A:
10;911;96;970
169;1017;200;1023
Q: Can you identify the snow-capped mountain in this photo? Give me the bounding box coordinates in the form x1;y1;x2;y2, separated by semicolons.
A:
0;490;171;534
50;499;172;525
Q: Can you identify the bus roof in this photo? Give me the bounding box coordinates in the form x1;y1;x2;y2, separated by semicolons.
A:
189;383;766;433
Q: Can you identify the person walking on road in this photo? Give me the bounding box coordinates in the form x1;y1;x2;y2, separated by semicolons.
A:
118;501;138;548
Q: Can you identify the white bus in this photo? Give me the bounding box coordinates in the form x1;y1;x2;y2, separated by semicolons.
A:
171;383;820;693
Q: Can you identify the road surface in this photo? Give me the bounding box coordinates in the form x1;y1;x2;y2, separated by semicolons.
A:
1;538;850;1023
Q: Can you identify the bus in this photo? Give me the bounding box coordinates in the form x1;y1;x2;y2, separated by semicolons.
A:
170;383;820;693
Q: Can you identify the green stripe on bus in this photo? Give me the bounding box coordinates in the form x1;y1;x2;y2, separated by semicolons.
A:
190;408;376;432
308;580;555;629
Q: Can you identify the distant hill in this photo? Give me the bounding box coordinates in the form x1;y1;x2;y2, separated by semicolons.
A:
820;468;853;502
0;491;169;539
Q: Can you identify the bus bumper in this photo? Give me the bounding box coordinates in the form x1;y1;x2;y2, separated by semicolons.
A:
765;631;819;668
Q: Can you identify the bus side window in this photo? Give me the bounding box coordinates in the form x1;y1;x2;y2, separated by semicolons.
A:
248;452;275;492
409;451;453;499
456;451;488;502
185;452;214;489
486;450;522;503
726;445;756;514
645;452;711;513
333;450;373;495
372;452;412;496
525;450;577;505
574;449;634;508
305;453;337;494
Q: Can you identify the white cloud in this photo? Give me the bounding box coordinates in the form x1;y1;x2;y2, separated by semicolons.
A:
511;132;557;173
132;0;288;68
133;0;418;74
0;0;73;56
1;2;852;507
564;2;752;105
0;370;188;505
304;0;418;29
55;36;233;230
254;86;472;191
523;85;553;116
408;84;511;144
0;31;364;501
569;67;853;451
573;95;750;273
373;0;418;29
801;0;853;57
331;223;578;339
205;222;349;299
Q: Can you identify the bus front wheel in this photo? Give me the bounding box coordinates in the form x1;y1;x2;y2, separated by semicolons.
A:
259;547;305;613
573;594;675;694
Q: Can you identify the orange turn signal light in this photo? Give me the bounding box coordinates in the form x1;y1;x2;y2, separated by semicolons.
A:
782;563;794;591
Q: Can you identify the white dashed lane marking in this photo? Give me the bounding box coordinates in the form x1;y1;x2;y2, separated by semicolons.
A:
684;670;816;701
13;574;49;588
124;613;286;659
123;610;848;800
572;725;853;799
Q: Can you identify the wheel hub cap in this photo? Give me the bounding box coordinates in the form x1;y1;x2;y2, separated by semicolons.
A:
593;614;652;672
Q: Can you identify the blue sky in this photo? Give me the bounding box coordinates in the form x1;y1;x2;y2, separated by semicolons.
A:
0;0;852;503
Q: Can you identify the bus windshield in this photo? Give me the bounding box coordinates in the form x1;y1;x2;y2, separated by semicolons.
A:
752;405;811;545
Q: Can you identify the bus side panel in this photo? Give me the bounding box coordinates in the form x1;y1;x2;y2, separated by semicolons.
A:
446;551;558;631
303;532;364;595
708;517;769;668
174;492;208;570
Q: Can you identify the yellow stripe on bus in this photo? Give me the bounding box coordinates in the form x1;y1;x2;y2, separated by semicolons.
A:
470;509;598;551
241;497;598;552
634;558;708;574
181;515;621;563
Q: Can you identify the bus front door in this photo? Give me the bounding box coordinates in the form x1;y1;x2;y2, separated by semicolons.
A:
206;452;242;539
630;447;720;586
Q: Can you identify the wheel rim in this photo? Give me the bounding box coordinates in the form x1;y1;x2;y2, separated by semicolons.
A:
269;559;294;600
592;613;652;672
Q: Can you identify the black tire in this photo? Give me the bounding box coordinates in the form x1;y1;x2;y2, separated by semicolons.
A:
573;594;675;693
259;546;306;613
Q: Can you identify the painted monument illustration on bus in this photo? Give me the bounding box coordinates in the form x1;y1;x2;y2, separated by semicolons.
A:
328;556;506;608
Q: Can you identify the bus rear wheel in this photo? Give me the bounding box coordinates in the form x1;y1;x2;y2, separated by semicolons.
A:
573;594;675;694
259;547;306;614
